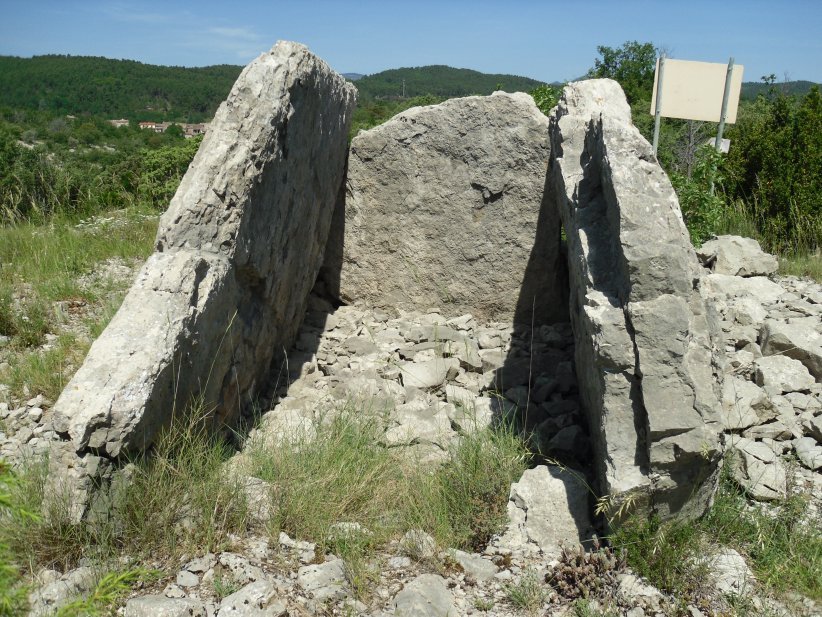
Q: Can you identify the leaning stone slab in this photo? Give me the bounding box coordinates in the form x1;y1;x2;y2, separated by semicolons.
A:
48;41;355;515
696;235;778;277
330;92;568;325
548;79;723;521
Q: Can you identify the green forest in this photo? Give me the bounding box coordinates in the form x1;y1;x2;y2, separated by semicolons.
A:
0;55;240;122
0;48;819;270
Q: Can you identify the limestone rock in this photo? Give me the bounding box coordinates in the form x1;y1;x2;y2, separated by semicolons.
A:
760;319;822;379
794;437;822;471
399;358;459;389
297;559;349;601
548;79;722;520
492;465;593;557
448;550;498;581
701;274;786;306
697;235;778;277
332;92;567;324
720;376;777;430
704;547;756;596
400;530;437;560
392;573;456;617
218;580;286;617
49;42;356;516
729;437;787;500
123;596;207;617
754;355;815;393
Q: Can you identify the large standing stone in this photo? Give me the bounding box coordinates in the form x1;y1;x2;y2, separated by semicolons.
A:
548;79;723;521
49;41;356;517
329;92;567;325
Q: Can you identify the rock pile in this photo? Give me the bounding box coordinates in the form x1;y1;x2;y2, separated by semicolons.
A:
236;294;584;474
698;236;822;506
7;265;821;614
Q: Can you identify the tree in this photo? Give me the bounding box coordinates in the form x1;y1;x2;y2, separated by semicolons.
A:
587;41;657;105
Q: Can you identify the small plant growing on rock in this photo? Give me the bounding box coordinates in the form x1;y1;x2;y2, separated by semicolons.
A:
546;537;627;601
505;569;549;615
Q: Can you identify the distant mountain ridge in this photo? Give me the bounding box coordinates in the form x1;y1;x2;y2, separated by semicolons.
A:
353;65;543;99
741;80;818;100
3;54;814;121
0;55;545;119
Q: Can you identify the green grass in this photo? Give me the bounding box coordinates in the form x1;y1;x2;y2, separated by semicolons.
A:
611;464;822;610
53;569;158;617
714;197;821;282
3;402;249;574
248;407;530;556
505;569;548;615
3;402;529;610
778;250;822;281
0;211;156;400
0;460;38;616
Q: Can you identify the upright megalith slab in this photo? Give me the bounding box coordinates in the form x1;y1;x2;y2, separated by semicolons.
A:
329;92;568;325
52;41;356;463
549;79;723;520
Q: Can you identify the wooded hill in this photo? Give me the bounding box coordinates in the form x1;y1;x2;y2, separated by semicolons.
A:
741;79;819;100
0;55;545;119
352;65;543;99
0;55;241;122
3;53;818;120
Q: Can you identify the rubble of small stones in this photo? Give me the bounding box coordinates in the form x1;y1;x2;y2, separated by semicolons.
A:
696;236;822;517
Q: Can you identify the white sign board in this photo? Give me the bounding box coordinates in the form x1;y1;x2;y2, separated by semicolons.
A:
650;59;744;123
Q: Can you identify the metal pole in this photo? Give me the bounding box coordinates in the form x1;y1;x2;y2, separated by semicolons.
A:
715;57;735;151
710;57;735;195
652;54;666;157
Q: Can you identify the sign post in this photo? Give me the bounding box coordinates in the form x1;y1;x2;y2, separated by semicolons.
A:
715;58;735;152
652;54;666;157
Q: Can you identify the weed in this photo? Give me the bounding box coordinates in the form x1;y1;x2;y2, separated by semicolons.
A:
610;514;707;602
0;459;39;616
116;400;249;559
425;419;529;551
703;465;822;600
249;407;402;546
546;538;626;601
4;401;248;573
212;571;241;601
572;598;620;617
473;597;494;611
53;568;157;616
505;569;548;614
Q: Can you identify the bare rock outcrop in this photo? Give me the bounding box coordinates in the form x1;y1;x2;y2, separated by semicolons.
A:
50;42;356;495
548;79;723;520
329;92;568;325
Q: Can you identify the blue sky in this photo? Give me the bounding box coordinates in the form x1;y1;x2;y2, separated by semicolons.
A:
1;1;820;83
